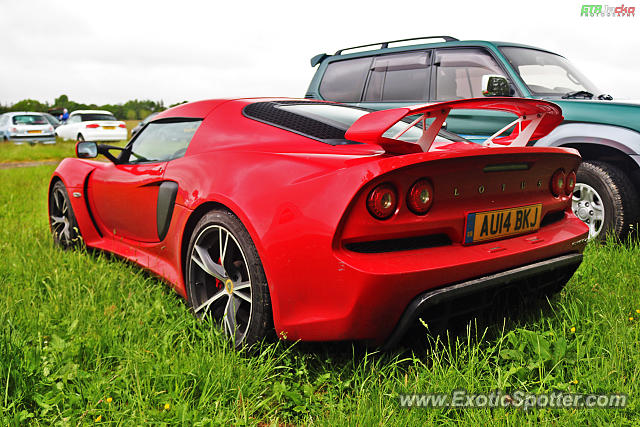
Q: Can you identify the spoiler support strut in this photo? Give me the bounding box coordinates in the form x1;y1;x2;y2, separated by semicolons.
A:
345;97;564;154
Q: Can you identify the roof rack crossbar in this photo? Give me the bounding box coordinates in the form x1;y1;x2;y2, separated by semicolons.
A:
334;36;459;55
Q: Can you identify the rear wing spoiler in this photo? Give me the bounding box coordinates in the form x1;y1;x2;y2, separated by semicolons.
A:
344;98;563;154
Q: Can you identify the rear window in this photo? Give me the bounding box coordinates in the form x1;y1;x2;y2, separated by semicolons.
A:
364;51;431;102
12;115;48;125
319;58;372;102
243;101;468;145
79;113;117;121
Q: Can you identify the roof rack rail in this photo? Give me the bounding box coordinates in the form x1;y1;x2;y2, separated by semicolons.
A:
334;36;459;55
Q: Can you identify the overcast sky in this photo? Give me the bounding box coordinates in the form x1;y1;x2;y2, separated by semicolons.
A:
1;0;639;106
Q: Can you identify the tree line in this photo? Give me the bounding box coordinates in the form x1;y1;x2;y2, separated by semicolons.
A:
0;95;188;120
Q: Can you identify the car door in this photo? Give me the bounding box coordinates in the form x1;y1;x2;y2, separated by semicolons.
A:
88;119;201;242
430;48;519;142
59;114;81;140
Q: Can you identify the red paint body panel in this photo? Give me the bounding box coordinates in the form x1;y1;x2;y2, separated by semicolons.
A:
89;162;167;242
50;98;589;343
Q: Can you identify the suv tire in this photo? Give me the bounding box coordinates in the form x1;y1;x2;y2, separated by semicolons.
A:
574;161;639;241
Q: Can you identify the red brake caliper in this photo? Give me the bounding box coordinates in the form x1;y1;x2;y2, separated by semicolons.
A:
214;257;223;290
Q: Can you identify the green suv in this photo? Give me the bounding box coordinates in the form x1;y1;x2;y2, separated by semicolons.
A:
306;36;640;241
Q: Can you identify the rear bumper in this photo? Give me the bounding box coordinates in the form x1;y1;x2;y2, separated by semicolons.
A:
276;214;587;343
7;134;56;143
381;253;583;350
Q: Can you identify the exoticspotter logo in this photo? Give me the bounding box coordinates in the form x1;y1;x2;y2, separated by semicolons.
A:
581;4;636;16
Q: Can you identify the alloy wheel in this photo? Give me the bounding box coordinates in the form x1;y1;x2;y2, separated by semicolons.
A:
188;225;253;345
50;185;75;246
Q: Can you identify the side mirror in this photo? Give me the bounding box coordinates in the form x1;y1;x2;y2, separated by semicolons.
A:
482;75;511;97
76;141;98;158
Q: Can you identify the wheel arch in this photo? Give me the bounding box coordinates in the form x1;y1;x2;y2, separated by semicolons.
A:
561;142;638;172
536;122;640;157
179;201;272;289
48;159;103;244
535;122;640;191
180;201;232;279
561;143;640;196
179;199;281;329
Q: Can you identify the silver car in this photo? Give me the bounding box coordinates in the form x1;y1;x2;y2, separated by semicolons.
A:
0;112;56;144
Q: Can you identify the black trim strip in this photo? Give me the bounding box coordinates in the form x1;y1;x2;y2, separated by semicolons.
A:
157;181;179;241
83;170;103;238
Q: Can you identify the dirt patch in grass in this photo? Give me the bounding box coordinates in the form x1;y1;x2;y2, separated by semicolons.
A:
0;160;60;169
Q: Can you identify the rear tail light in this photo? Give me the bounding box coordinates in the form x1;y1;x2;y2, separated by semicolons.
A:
86;124;100;129
367;184;397;220
565;171;576;195
407;179;434;215
550;169;566;197
118;124;127;128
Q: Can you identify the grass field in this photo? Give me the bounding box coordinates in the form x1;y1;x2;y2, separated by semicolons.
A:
1;164;639;424
0;121;138;163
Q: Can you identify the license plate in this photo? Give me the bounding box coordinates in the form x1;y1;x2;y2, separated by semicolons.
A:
102;126;115;130
27;130;42;134
464;203;542;244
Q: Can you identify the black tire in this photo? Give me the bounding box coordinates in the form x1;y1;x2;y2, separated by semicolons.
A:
77;134;85;142
185;210;273;348
575;160;639;241
48;180;82;249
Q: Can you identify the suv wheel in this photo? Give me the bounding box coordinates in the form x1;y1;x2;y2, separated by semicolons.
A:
574;161;639;241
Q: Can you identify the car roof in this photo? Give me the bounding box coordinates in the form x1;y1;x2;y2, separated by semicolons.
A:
315;38;563;65
70;110;115;115
155;98;305;120
3;111;46;116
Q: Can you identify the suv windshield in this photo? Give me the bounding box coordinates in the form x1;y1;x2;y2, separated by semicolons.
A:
500;47;601;97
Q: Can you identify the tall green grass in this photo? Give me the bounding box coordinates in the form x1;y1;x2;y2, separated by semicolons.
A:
0;165;638;424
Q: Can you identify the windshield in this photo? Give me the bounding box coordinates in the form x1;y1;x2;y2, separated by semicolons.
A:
500;47;601;97
276;103;468;144
80;113;117;122
12;114;48;125
42;113;60;125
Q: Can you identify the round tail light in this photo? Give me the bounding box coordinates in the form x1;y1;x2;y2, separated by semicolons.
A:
565;171;576;195
550;169;566;197
367;184;397;220
407;179;434;215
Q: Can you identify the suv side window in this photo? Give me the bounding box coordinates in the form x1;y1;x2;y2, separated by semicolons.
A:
68;115;81;124
125;119;202;164
364;51;430;102
319;57;372;102
433;48;508;100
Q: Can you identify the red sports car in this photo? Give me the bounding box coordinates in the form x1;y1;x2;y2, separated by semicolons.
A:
48;97;589;348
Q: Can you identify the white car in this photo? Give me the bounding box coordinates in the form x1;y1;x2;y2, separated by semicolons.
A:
0;112;56;144
55;110;127;142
